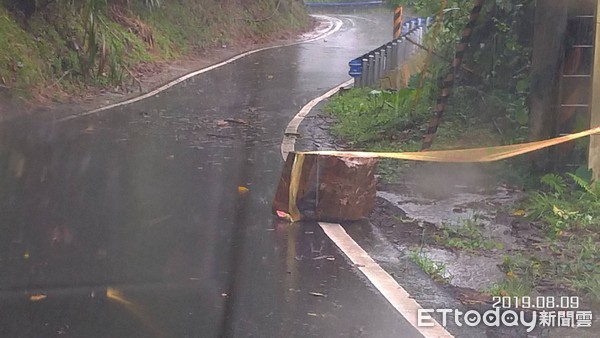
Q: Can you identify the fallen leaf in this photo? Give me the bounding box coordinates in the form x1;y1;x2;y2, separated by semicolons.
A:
30;294;47;302
238;186;249;194
513;209;526;216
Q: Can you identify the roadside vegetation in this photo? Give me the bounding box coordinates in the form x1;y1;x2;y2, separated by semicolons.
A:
0;0;309;101
500;172;600;300
434;218;503;251
408;249;452;284
321;0;599;304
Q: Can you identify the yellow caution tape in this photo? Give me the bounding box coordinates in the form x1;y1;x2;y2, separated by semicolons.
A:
280;126;600;222
299;126;600;163
288;152;305;221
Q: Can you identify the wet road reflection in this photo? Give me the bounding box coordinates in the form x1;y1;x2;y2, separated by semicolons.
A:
0;10;421;337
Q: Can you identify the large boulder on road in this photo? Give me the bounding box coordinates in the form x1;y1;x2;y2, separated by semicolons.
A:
272;152;378;222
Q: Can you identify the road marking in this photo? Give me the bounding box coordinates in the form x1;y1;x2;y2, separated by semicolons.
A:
57;15;344;122
319;223;453;338
338;14;378;24
281;82;453;338
281;78;353;160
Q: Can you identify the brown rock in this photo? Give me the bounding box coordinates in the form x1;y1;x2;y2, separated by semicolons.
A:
272;152;378;222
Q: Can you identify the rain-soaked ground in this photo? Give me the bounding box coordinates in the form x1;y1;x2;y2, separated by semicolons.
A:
0;7;447;338
295;109;538;337
296;107;524;292
296;97;600;336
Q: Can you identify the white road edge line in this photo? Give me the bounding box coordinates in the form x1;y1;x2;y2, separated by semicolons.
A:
281;78;353;160
319;222;453;338
281;83;454;337
338;14;378;24
57;15;344;122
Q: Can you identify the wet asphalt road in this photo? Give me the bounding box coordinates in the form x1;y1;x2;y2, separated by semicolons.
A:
0;9;426;338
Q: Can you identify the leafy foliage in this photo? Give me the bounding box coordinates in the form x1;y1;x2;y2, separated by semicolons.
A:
540;173;566;195
525;171;599;236
516;171;600;300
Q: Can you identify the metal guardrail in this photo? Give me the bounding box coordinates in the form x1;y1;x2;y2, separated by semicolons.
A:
349;17;434;88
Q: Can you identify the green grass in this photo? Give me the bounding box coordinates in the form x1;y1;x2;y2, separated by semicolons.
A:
323;88;425;145
304;0;372;2
0;7;46;96
503;172;600;301
321;72;531;184
409;249;452;283
434;217;504;251
0;0;309;99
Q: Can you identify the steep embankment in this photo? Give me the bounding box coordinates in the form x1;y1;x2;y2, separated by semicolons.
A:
0;0;310;103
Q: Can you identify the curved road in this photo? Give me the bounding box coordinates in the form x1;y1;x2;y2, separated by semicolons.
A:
0;9;428;338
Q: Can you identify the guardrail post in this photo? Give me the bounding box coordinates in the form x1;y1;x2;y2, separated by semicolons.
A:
385;44;393;72
391;41;398;70
411;30;418;54
367;54;375;87
380;48;386;77
373;51;381;86
360;58;368;87
402;22;409;35
427;16;434;27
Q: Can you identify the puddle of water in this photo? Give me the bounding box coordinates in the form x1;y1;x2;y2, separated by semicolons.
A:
378;187;522;248
378;186;525;290
377;187;519;226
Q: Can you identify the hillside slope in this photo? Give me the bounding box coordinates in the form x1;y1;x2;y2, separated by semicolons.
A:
0;0;310;103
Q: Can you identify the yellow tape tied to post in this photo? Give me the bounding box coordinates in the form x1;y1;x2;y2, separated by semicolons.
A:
299;127;600;162
280;127;600;222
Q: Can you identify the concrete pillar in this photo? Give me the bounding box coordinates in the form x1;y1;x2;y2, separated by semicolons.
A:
528;0;568;171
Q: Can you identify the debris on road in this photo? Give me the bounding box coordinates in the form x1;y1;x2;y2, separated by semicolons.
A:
272;152;378;222
207;133;234;139
312;255;334;261
215;118;248;127
308;292;326;298
29;294;47;302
